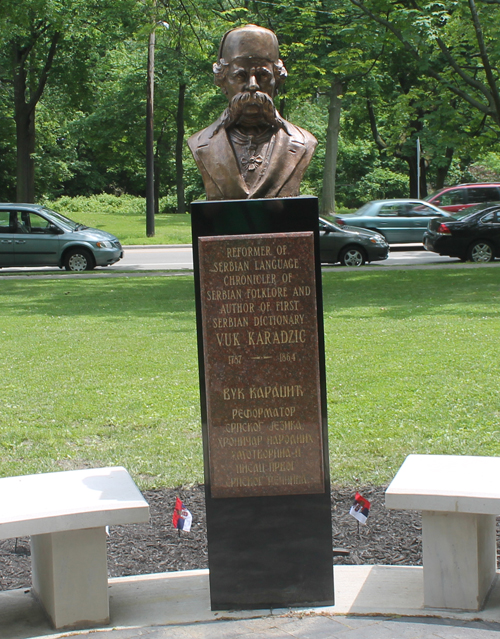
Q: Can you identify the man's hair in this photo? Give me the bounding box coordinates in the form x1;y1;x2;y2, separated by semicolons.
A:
213;58;287;91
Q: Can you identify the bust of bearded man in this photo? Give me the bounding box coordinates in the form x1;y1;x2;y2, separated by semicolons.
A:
188;24;317;201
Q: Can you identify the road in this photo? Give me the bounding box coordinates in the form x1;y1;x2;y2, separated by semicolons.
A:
111;244;462;270
0;244;483;275
113;245;194;270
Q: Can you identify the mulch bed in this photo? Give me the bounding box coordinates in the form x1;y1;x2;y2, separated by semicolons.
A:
1;484;497;592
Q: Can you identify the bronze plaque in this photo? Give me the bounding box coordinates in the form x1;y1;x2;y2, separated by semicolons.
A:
198;232;325;498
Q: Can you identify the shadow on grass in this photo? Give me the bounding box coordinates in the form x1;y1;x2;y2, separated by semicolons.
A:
0;276;196;319
1;268;499;322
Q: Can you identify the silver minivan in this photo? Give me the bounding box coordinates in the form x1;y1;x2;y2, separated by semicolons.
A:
0;204;123;271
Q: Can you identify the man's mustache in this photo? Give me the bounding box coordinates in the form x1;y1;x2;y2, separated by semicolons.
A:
230;90;275;111
211;91;290;137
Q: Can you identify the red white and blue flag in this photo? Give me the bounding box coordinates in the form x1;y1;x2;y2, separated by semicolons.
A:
349;492;371;525
172;497;192;532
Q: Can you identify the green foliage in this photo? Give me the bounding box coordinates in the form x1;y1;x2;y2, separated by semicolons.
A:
46;193;147;216
468;152;500;183
42;194;192;244
0;95;15;200
349;0;500;142
290;98;409;207
0;0;145;200
478;153;500;175
1;0;500;206
352;164;408;201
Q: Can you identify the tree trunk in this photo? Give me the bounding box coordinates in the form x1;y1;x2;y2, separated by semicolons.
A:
15;105;35;203
407;154;418;198
13;52;35;202
321;80;343;215
12;32;59;203
13;51;36;203
435;148;454;190
175;82;186;214
406;153;427;198
420;159;427;198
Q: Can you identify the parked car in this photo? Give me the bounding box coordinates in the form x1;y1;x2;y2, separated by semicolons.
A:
0;203;123;271
424;183;500;213
319;217;389;266
334;199;450;244
424;202;500;262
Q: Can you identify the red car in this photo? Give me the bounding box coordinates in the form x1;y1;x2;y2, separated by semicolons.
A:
424;183;500;213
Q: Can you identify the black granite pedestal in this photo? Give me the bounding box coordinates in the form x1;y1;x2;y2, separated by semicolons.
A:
191;196;333;609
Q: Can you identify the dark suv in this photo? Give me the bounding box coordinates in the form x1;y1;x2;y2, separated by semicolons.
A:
424;183;500;213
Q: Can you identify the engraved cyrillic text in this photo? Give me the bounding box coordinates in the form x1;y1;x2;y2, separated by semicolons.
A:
199;232;324;498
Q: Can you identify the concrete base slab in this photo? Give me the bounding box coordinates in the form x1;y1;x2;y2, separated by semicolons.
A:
1;566;500;639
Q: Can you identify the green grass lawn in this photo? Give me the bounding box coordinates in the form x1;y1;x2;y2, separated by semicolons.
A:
322;268;500;485
77;212;192;246
1;268;499;488
46;194;192;245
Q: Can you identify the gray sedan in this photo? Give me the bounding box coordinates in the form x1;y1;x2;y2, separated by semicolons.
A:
335;199;451;243
0;204;123;271
319;217;389;266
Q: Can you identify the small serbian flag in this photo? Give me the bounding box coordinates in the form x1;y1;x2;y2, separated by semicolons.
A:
172;497;192;532
349;492;371;525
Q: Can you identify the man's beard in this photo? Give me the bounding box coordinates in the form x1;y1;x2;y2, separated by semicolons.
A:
211;91;290;137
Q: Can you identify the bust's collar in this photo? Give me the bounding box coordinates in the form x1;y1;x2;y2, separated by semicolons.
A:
228;125;275;144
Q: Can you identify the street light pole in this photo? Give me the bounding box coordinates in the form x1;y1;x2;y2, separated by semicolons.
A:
145;19;169;237
146;26;156;237
416;137;421;200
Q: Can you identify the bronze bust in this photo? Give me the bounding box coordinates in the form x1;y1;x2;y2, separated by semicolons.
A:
188;24;317;200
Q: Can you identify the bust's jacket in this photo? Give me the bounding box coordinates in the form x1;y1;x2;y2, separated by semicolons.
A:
188;117;317;201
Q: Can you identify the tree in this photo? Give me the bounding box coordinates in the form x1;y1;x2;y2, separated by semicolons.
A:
0;2;61;202
155;0;226;211
219;0;411;211
0;0;141;202
350;0;500;127
0;78;16;200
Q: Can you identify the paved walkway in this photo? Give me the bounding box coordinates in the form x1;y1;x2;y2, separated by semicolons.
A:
69;614;500;639
4;567;500;639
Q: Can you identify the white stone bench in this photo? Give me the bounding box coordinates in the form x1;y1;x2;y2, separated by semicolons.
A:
385;454;500;611
0;466;149;629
